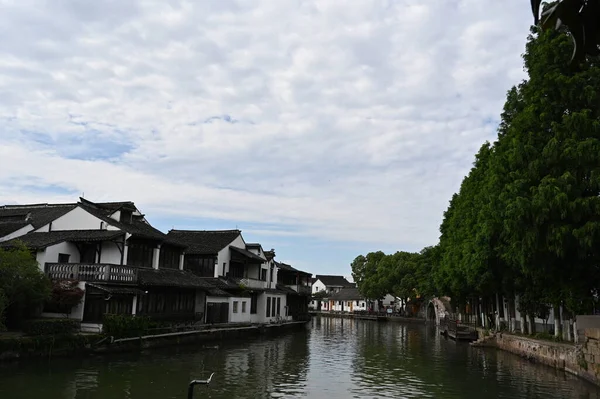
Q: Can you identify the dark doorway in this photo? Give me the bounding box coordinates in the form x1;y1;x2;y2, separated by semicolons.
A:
205;302;229;324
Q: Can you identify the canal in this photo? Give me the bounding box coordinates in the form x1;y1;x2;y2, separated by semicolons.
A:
1;317;599;398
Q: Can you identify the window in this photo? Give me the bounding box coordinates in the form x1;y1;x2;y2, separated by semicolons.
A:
356;300;359;305
127;239;154;268
233;301;239;313
250;294;257;314
266;296;271;317
80;244;96;263
276;297;281;316
228;262;244;278
185;256;216;277
159;245;180;269
269;266;273;282
271;297;276;317
261;269;267;281
58;253;70;263
242;301;247;313
120;210;132;223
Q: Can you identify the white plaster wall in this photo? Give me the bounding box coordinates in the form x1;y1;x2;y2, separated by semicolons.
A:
229;297;252;323
312;280;326;294
0;224;33;241
99;241;123;264
37;206;105;231
325;299;367;312
216;234;244;277
40;242;81;265
109;210;121;221
258;293;287;323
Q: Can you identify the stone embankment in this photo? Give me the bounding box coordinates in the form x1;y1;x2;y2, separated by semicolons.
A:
0;321;308;361
311;311;425;324
472;328;600;386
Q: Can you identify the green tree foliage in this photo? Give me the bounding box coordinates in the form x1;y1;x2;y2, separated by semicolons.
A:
351;27;600;319
351;249;437;301
437;27;600;316
0;242;51;329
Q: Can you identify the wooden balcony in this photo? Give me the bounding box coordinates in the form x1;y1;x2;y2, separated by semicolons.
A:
45;263;138;283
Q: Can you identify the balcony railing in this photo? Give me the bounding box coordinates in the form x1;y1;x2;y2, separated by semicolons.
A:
45;263;138;283
235;277;267;289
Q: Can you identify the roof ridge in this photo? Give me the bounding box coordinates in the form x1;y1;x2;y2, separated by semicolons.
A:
1;203;76;209
168;229;241;233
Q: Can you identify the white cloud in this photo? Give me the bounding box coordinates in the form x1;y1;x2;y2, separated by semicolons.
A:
0;0;533;252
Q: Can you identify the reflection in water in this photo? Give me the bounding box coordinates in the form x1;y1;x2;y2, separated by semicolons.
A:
0;319;599;399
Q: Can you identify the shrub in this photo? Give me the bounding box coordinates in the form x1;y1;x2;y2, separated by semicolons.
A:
23;318;80;336
46;280;84;315
102;314;153;338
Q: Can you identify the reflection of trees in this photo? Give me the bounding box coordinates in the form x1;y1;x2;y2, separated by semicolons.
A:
347;320;599;399
0;331;310;399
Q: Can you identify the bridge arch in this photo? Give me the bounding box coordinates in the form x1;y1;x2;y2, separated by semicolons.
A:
426;297;451;325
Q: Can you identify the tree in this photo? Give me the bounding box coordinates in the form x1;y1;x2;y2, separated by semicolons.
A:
49;280;85;317
436;25;600;332
351;252;388;299
0;242;51;329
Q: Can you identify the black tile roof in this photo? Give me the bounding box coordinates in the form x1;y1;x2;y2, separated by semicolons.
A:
275;284;298;294
0;203;76;238
138;268;215;289
166;230;241;255
78;198;167;242
275;261;311;276
328;287;363;301
86;283;144;295
0;230;125;249
315;275;354;287
229;245;265;262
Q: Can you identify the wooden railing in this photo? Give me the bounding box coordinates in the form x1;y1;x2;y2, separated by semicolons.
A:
45;263;138;283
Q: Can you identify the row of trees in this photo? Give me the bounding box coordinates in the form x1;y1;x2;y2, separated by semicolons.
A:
351;28;600;328
350;246;439;306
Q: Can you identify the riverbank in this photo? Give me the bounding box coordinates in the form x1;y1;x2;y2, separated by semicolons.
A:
311;311;426;324
0;321;308;361
472;329;600;387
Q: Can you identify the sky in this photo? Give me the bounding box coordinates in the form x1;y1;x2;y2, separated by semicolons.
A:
0;0;534;278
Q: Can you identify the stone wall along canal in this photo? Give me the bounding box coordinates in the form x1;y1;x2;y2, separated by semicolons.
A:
1;317;599;398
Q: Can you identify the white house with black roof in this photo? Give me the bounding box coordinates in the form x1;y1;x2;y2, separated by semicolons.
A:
0;198;212;331
310;275;355;311
166;230;302;324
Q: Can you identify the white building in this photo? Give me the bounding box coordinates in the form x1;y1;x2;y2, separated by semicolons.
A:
0;198;210;332
0;198;313;331
166;231;311;324
309;275;354;310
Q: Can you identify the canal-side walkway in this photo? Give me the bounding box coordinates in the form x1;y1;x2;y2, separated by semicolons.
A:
310;311;426;324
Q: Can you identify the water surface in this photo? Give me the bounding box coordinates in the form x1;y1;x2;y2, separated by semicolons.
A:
1;317;599;398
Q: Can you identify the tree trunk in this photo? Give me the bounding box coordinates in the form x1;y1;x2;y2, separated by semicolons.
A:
528;315;536;335
495;293;501;330
553;306;560;337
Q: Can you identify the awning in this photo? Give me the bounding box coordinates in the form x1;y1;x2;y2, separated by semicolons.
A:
229;246;265;262
86;283;144;295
